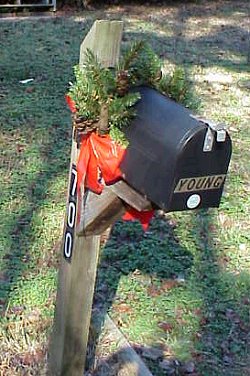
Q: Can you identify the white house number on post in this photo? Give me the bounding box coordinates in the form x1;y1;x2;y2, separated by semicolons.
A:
64;165;77;260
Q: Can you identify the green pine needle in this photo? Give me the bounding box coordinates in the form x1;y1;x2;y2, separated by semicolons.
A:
119;40;146;71
67;42;198;144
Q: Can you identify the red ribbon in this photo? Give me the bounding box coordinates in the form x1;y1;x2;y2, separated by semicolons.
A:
77;132;125;194
65;94;77;113
66;95;154;230
122;207;154;231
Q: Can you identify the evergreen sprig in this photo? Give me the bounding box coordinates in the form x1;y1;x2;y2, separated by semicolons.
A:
68;42;196;143
109;92;140;143
126;42;162;86
157;67;199;109
119;40;146;71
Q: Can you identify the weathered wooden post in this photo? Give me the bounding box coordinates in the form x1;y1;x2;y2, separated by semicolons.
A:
48;20;125;376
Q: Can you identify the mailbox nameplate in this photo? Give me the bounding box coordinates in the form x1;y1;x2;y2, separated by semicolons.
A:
174;174;226;193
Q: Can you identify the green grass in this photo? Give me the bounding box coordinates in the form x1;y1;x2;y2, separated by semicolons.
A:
0;17;84;374
0;2;250;375
95;212;250;375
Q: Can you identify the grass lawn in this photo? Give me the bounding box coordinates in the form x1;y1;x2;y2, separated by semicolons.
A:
0;1;249;375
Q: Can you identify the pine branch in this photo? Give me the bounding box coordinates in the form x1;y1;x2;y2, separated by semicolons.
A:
66;40;199;145
109;92;141;129
83;49;115;102
119;40;146;71
128;43;162;86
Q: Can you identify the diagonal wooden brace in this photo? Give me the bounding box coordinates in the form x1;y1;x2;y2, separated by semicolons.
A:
77;180;152;236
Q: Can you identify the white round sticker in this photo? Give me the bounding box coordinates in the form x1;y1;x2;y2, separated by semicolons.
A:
187;194;201;209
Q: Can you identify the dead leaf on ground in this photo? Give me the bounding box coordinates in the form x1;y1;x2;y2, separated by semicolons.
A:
193;308;202;317
242;297;250;305
199;317;208;326
175;307;187;325
147;279;180;297
161;279;180;291
158;321;174;332
194;332;202;340
16;143;26;153
239;320;249;332
114;303;132;314
20;352;35;366
25;86;35;93
191;351;204;362
20;347;45;366
147;285;162;297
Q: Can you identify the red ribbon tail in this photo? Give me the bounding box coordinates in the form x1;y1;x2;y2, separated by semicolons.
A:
77;136;90;193
65;94;77;113
122;208;154;231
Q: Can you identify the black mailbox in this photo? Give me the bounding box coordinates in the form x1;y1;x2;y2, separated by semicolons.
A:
120;86;232;211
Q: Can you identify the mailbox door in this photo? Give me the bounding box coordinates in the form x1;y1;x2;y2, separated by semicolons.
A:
169;127;232;211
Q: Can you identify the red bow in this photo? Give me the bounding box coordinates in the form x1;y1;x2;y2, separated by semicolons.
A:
66;95;154;230
77;132;125;194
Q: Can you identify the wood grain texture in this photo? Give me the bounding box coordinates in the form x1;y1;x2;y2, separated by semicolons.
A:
79;20;123;68
77;187;125;236
109;180;152;211
94;312;154;376
77;179;153;236
48;20;124;376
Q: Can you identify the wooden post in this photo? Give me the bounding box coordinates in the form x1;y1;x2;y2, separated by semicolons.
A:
48;21;123;376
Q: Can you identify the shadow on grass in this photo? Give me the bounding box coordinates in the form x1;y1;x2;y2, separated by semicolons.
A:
124;27;249;74
0;129;69;307
0;16;91;309
88;209;249;376
88;216;193;375
112;1;250;72
190;210;250;376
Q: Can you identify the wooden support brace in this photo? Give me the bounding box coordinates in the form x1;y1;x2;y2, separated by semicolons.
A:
77;187;126;236
109;180;152;211
77;181;152;236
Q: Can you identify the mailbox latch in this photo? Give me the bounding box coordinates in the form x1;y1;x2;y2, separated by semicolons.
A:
190;115;227;152
203;121;226;152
